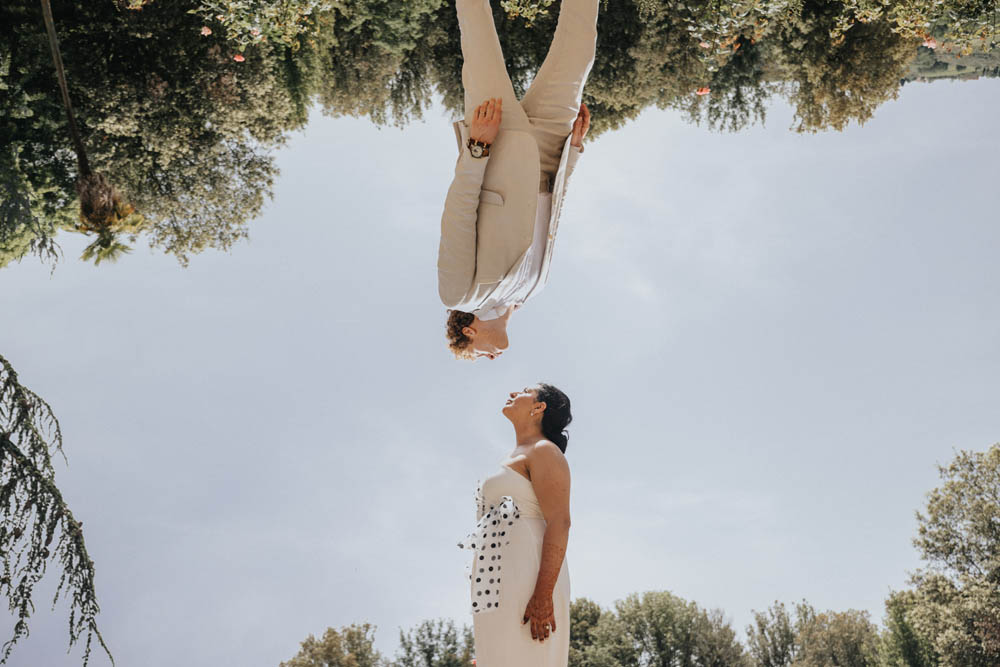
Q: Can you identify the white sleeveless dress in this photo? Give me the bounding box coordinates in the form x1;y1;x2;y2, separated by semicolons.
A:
458;464;570;666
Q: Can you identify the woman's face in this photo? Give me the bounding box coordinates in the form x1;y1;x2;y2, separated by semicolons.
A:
502;385;540;421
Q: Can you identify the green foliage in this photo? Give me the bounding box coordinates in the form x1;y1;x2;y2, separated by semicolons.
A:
303;0;1000;137
747;601;797;667
4;0;1000;270
837;0;1000;54
905;47;1000;81
770;2;916;133
280;619;477;667
902;573;1000;666
500;0;555;26
567;597;604;667
747;600;881;667
1;0;308;267
0;355;111;667
314;0;444;126
792;603;880;667
79;230;135;265
0;145;64;268
393;618;473;667
573;590;750;667
915;446;1000;581
191;0;334;51
279;443;999;667
879;590;938;667
279;623;384;667
888;445;1000;667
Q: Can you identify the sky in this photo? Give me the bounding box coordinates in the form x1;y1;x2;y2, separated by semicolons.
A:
1;78;999;667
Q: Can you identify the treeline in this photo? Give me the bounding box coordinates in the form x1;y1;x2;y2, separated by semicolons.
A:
0;348;997;666
282;445;1000;667
2;0;999;269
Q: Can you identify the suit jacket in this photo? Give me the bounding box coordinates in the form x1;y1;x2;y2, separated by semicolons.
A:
437;120;582;312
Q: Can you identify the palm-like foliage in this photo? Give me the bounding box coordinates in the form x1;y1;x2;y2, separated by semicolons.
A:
73;174;145;265
79;233;134;265
40;0;138;263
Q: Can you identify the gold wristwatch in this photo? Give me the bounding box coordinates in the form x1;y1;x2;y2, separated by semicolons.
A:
467;138;491;158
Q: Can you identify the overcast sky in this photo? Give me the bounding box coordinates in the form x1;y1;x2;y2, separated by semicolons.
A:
1;78;999;667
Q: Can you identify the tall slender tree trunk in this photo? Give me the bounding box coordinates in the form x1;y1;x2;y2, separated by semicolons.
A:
40;0;91;177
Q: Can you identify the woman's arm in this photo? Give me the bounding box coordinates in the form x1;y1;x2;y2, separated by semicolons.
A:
522;441;571;642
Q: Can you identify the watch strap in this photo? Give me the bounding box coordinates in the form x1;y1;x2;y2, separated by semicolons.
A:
467;137;491;157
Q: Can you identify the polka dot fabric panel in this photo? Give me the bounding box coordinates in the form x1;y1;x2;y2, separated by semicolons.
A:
458;491;521;614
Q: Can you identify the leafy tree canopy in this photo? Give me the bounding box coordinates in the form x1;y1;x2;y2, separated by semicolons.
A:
2;0;998;269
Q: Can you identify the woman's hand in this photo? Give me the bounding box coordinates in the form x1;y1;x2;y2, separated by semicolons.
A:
470;97;502;145
522;590;557;641
570;102;590;148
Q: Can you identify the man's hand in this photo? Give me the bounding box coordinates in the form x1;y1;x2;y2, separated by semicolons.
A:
570;102;590;148
470;97;502;146
522;590;557;642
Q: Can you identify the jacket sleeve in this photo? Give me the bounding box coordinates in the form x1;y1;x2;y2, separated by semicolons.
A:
438;149;490;308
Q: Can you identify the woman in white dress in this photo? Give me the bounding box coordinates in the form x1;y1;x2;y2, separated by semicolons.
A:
458;383;573;666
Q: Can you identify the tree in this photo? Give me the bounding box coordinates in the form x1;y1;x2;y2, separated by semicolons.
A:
280;623;384;667
747;601;797;667
392;618;473;667
879;589;937;667
836;0;1000;54
747;600;880;667
770;1;917;133
568;597;604;667
886;445;1000;667
0;355;111;666
5;0;1000;269
690;35;772;133
792;603;880;667
570;599;630;667
605;590;749;667
2;0;308;266
39;0;140;264
915;446;1000;582
903;573;1000;666
315;0;444;126
191;0;334;52
0;145;64;268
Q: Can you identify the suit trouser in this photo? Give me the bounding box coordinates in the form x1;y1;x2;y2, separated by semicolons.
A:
456;0;598;179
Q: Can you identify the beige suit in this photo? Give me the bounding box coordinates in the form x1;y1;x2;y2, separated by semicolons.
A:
437;0;598;313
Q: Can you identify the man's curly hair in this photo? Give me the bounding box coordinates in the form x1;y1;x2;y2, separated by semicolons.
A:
445;309;476;360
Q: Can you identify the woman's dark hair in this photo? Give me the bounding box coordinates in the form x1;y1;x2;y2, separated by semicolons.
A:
536;383;572;453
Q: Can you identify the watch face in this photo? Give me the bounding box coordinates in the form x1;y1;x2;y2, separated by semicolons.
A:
470;144;483;158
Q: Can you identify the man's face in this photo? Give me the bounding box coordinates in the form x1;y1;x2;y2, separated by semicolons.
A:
463;318;510;360
472;341;505;360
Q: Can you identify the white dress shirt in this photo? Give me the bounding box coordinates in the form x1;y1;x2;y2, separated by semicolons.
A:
474;190;554;321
